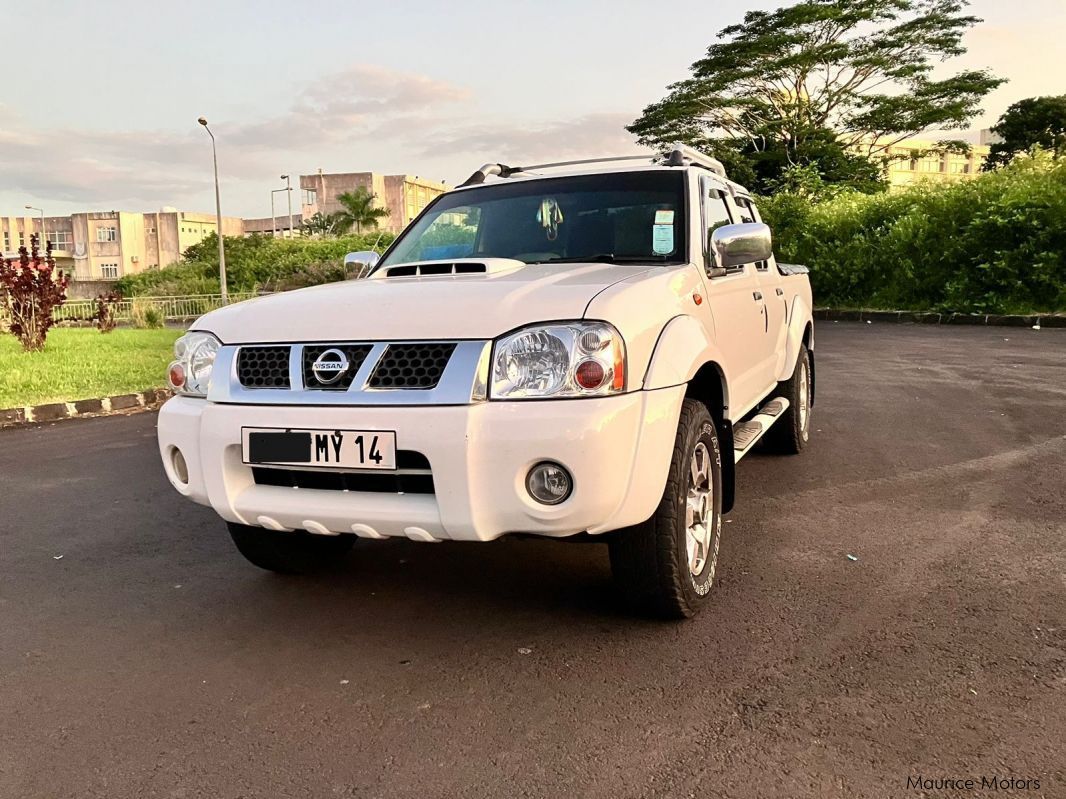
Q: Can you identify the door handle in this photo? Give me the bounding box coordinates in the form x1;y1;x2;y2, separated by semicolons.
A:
775;287;784;296
753;291;763;301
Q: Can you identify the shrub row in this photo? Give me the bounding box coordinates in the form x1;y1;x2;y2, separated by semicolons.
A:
116;232;395;297
759;152;1066;313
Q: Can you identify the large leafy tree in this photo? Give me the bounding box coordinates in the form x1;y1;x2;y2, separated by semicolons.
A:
331;188;390;234
628;0;1003;191
984;95;1066;169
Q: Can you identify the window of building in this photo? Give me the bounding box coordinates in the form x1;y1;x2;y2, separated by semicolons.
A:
2;232;8;250
47;231;74;249
97;226;117;242
18;232;25;247
100;263;120;279
303;189;317;205
146;225;156;235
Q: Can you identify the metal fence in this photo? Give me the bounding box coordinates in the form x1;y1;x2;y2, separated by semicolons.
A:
52;293;261;323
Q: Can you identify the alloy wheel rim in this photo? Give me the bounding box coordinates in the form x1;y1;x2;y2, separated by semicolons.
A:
798;358;810;432
685;441;714;576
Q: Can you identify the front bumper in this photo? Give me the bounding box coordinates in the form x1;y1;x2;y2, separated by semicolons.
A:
157;387;686;542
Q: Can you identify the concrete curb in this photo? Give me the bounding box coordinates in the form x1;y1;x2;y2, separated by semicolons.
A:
0;388;170;429
815;308;1066;327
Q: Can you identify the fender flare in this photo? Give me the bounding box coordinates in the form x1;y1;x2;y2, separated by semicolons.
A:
781;294;814;380
643;315;737;513
643;315;728;402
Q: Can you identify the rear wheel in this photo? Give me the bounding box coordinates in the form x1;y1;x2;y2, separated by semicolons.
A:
765;344;811;455
609;399;723;618
228;523;355;574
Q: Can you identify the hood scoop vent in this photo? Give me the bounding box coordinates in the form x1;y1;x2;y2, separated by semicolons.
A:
375;258;526;279
385;262;487;278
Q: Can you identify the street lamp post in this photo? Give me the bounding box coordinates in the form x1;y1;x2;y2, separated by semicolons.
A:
197;117;228;305
25;205;45;251
271;188;288;238
280;175;294;238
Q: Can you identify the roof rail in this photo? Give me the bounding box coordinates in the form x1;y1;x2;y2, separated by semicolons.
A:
662;143;727;178
456;145;726;187
459;155;653;187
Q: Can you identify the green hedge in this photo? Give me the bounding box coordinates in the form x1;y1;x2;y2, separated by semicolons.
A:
116;232;395;296
759;152;1066;313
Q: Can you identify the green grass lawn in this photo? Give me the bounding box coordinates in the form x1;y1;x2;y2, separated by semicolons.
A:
0;328;181;408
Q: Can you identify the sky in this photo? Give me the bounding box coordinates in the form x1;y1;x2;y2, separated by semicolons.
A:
1;0;1063;219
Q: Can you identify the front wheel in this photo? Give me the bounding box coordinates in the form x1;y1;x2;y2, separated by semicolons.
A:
228;523;356;574
609;399;723;619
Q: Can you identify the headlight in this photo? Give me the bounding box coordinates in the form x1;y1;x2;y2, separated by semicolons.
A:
167;331;221;397
491;321;626;399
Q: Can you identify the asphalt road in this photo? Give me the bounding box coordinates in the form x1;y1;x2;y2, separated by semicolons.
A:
2;323;1065;798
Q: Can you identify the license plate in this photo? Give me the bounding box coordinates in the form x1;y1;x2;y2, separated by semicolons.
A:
242;427;397;470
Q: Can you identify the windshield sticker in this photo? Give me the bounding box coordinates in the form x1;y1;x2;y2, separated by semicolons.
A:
654;209;675;225
652;224;674;255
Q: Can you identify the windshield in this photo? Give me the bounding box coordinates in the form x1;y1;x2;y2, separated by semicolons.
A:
376;171;687;269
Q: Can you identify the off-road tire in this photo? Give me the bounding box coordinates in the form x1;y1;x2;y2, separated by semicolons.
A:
609;399;724;619
764;344;812;455
228;523;356;574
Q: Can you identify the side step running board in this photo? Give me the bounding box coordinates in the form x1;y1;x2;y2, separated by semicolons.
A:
733;398;790;463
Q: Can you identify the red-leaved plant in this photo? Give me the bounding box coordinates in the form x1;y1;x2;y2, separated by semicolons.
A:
0;234;69;351
94;290;122;333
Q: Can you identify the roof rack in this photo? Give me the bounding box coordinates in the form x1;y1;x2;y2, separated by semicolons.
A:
662;143;727;177
458;143;727;187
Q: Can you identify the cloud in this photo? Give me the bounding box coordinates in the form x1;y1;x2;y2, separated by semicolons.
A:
0;64;473;210
421;112;643;163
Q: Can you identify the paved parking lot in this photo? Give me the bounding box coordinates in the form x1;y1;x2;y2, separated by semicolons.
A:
2;322;1064;798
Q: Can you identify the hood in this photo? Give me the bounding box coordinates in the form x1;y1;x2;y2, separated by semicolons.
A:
195;259;657;343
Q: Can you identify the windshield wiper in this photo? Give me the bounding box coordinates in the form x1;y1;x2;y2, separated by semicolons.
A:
528;253;673;265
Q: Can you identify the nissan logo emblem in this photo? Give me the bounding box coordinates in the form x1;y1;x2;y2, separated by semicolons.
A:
310;348;350;385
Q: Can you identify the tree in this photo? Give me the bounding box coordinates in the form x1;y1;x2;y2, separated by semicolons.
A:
331;188;390;234
628;0;1003;192
0;236;69;351
984;95;1066;169
299;212;340;236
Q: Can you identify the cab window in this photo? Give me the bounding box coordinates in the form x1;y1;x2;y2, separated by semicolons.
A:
700;177;737;275
735;197;769;271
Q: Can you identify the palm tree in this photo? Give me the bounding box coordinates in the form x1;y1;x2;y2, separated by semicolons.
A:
331;188;390;234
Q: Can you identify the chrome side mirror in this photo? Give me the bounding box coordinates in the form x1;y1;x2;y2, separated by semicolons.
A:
344;250;380;277
710;223;772;269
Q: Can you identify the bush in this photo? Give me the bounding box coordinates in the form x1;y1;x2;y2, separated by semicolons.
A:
93;291;122;333
759;151;1066;313
131;298;164;329
0;237;69;351
116;231;396;297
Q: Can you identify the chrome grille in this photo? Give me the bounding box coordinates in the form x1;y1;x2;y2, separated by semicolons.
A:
237;346;290;388
368;343;456;389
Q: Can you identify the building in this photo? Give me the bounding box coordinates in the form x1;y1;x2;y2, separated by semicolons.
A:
876;136;991;189
0;209;242;284
299;171;450;234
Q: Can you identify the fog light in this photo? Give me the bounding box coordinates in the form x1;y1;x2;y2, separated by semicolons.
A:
170;447;189;485
526;461;572;505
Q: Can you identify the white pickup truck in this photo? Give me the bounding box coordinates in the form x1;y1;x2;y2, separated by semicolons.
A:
158;144;814;618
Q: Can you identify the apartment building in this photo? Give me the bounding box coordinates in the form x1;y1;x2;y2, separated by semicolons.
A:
299;171;450;234
877;136;991;189
0;210;242;281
